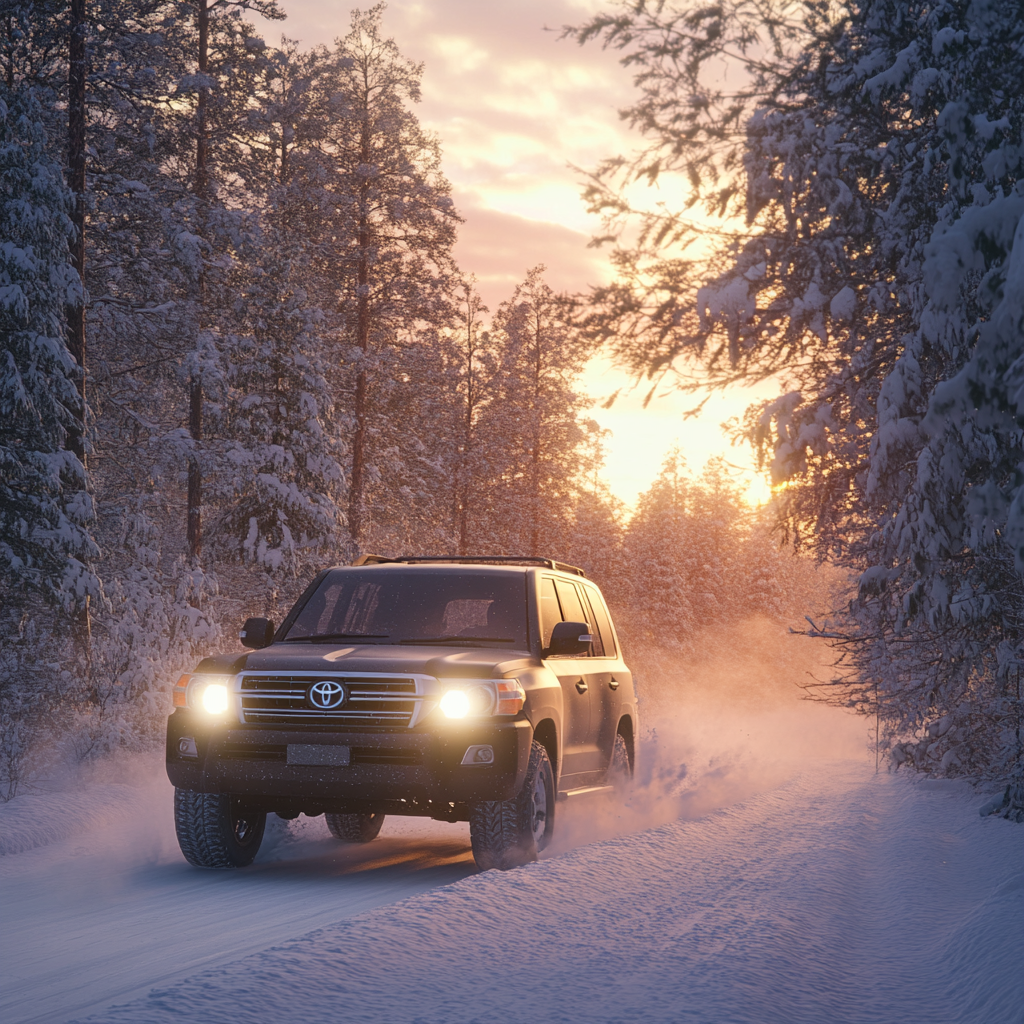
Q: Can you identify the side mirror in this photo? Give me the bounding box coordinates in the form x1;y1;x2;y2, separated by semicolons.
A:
239;617;275;649
547;621;593;658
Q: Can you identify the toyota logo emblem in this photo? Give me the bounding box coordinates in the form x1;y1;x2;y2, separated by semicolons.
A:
308;680;347;710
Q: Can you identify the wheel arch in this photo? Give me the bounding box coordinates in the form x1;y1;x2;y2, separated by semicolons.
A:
532;718;559;780
616;714;635;771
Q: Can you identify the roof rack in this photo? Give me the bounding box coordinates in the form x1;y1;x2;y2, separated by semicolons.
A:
351;554;587;578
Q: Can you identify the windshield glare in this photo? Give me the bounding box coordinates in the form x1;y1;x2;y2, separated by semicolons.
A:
284;570;530;648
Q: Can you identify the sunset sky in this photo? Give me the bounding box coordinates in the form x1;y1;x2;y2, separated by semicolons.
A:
252;0;778;506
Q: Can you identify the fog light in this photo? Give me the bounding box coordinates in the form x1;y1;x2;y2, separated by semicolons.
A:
178;736;199;758
439;689;470;719
201;683;229;715
461;744;494;765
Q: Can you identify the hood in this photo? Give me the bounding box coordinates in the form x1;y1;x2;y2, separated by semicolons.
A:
205;642;537;680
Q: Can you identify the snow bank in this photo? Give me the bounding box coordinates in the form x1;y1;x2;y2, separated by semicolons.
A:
73;765;1022;1024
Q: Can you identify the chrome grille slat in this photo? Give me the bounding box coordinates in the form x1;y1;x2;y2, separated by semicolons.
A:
243;709;409;719
239;673;421;727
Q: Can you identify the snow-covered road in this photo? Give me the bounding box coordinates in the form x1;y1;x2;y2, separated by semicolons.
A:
76;766;1024;1024
0;791;477;1024
1;692;1020;1024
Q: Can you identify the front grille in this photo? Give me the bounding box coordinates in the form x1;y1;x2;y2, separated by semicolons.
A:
239;674;418;728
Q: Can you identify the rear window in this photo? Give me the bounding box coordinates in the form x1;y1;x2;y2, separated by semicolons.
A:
284;570;529;648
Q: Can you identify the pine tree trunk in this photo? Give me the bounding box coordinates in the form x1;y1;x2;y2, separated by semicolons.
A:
66;0;86;465
188;0;209;563
347;245;369;541
67;0;91;665
458;300;475;555
187;375;203;559
347;120;371;545
529;311;542;557
349;362;367;543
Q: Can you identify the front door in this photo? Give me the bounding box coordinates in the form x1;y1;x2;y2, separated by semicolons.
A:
546;577;605;783
540;577;593;781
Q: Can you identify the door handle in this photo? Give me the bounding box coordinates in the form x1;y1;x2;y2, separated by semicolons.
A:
609;678;620;690
575;680;588;694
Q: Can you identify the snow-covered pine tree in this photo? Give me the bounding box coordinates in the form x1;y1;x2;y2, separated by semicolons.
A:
213;244;345;584
317;5;460;548
478;266;591;556
622;452;748;653
449;278;494;555
0;80;98;610
574;0;1024;795
560;419;625;585
0;77;101;794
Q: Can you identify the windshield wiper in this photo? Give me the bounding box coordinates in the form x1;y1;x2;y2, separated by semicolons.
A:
282;633;390;643
397;636;516;645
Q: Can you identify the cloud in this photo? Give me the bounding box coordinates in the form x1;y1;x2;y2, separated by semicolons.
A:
253;0;637;238
452;200;610;311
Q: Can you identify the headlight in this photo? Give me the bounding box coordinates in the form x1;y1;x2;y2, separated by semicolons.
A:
439;689;471;719
201;683;229;714
437;679;525;718
172;674;233;714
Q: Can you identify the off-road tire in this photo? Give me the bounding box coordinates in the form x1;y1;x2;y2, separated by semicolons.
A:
609;732;633;788
324;811;385;843
174;789;266;868
469;740;554;871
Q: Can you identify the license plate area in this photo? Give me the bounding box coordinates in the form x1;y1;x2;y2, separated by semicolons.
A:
286;743;351;767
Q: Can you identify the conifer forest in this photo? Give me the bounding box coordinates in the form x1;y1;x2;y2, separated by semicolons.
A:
1;0;1022;812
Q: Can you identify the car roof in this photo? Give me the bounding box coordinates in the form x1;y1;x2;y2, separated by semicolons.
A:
327;562;530;575
346;555;587;577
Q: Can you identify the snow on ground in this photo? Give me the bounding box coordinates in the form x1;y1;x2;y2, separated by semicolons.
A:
0;774;477;1024
65;762;1022;1024
1;641;1020;1024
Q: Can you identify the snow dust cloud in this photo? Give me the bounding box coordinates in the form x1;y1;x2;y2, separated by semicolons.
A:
550;615;870;855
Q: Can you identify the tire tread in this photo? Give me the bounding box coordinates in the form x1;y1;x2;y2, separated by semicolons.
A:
469;740;552;871
173;789;264;869
325;812;384;843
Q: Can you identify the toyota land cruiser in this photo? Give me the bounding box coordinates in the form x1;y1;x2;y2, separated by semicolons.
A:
166;555;637;871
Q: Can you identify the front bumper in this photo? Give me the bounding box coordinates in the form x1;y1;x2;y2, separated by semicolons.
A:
165;711;532;817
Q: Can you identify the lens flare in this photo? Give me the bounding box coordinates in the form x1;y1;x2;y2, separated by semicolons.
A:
201;683;229;715
439;689;470;719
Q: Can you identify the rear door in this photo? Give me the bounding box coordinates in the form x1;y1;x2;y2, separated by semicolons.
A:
541;576;593;779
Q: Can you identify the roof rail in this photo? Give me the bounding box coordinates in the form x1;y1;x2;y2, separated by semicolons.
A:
351;554;398;566
350;554;587;578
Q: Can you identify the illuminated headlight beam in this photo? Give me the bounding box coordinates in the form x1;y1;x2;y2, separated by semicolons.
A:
201;682;229;715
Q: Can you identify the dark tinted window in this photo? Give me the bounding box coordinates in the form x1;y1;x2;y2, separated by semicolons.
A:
582;587;614;657
553;580;594;657
285;570;529;648
540;577;561;649
578;589;606;657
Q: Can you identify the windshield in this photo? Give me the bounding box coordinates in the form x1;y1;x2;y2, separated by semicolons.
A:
283;570;530;649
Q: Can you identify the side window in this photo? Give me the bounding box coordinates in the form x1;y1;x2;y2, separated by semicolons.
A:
539;577;562;649
584;587;615;658
553;580;594;657
579;589;606;657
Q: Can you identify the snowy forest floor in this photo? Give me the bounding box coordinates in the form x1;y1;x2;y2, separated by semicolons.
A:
1;645;1021;1024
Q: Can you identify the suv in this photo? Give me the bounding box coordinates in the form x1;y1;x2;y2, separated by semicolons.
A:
166;555;636;871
